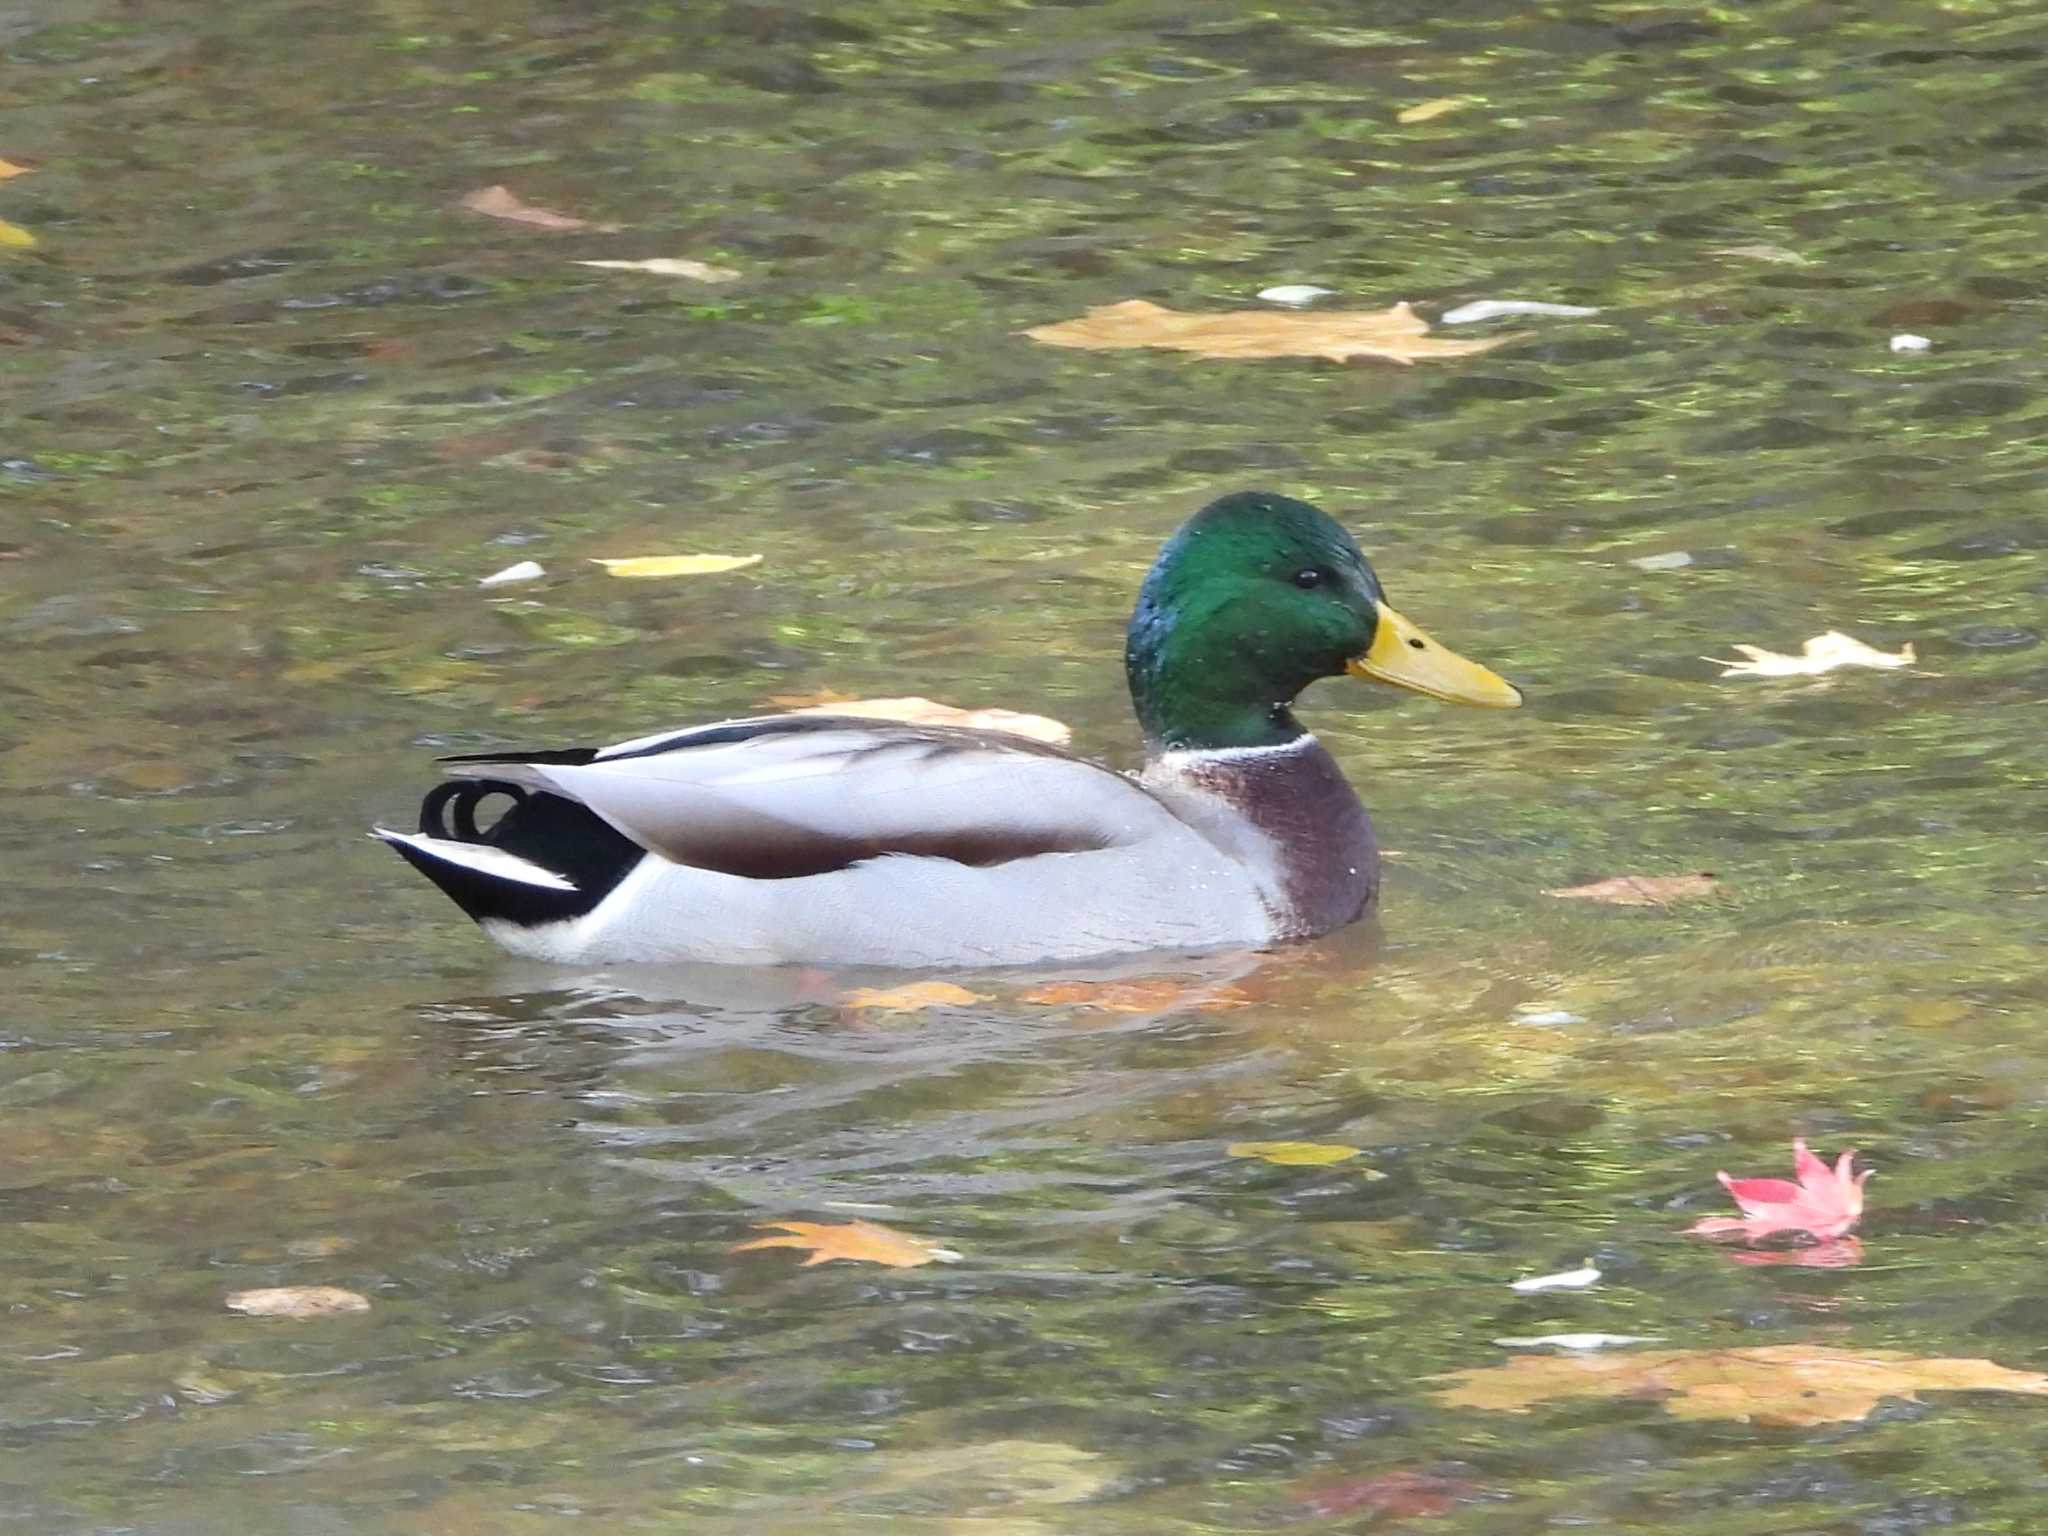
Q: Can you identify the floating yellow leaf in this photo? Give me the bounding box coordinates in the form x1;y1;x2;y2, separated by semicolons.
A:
1398;97;1468;124
1227;1140;1364;1167
842;981;987;1012
731;1218;960;1268
1432;1344;2048;1427
590;553;762;578
225;1285;371;1319
1547;872;1721;907
0;159;31;181
573;257;739;282
1025;299;1515;366
0;218;36;249
780;694;1071;746
1016;978;1254;1013
1706;630;1916;679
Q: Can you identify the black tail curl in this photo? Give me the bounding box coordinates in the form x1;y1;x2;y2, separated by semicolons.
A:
420;779;531;842
397;779;645;930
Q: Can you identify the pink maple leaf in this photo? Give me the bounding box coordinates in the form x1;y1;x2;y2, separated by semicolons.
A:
1689;1138;1870;1244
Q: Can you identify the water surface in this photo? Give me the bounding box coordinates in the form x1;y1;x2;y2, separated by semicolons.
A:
6;0;2048;1530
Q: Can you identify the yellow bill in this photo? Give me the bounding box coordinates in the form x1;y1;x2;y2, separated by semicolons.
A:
1348;603;1523;707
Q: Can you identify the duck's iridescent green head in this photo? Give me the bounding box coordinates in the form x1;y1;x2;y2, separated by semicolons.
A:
1124;490;1520;752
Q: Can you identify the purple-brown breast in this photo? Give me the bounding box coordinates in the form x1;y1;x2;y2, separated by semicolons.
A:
1174;740;1380;937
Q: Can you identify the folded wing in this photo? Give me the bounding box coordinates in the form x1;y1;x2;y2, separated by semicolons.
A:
439;714;1174;880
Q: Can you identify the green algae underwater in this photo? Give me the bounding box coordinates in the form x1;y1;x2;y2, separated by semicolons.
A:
5;0;2048;1529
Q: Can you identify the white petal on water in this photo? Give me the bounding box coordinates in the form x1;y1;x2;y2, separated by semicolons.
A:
1628;551;1694;572
1494;1333;1659;1350
479;560;545;587
1257;284;1334;306
1441;299;1602;325
1510;1265;1601;1292
1890;332;1932;353
1707;631;1916;679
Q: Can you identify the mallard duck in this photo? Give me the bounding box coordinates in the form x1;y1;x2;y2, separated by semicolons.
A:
378;490;1520;966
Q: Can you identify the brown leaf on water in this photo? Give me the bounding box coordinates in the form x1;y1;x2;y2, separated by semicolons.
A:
1296;1469;1476;1520
225;1285;371;1319
459;184;617;232
782;694;1071;746
1547;872;1721;907
1024;299;1516;366
731;1218;960;1268
1433;1344;2048;1426
0;158;32;180
1016;978;1254;1014
1877;297;1973;329
841;981;987;1012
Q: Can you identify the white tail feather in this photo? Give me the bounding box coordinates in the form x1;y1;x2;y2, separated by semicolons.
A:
372;829;577;892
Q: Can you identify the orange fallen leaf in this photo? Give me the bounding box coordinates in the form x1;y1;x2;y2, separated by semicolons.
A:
1546;872;1720;907
459;184;615;232
225;1285;371;1319
1398;97;1469;124
1024;299;1516;366
1432;1344;2048;1427
0;158;32;180
731;1218;960;1268
842;981;987;1012
784;694;1071;746
1015;978;1254;1013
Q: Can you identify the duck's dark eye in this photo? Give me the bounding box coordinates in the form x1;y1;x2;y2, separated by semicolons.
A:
1292;567;1325;590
